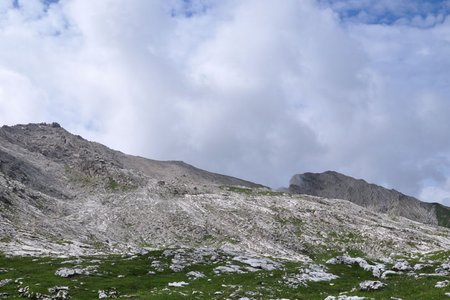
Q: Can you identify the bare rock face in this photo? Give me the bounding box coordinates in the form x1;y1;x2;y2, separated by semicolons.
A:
289;171;450;228
0;123;265;256
1;123;450;260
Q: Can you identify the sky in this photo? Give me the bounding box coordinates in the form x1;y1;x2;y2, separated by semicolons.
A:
1;0;450;204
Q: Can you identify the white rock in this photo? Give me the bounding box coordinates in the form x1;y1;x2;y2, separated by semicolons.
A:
381;270;398;279
392;261;411;272
55;266;97;278
98;290;108;299
0;279;11;287
324;296;366;300
284;264;338;288
436;263;450;275
168;281;189;287
48;286;69;293
359;280;386;291
435;280;450;288
214;265;244;274
371;264;386;278
413;263;432;271
326;255;385;278
187;271;205;279
55;289;70;299
55;268;76;278
233;256;280;271
97;289;118;299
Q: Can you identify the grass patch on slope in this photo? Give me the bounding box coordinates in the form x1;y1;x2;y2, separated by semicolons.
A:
220;185;285;196
434;203;450;228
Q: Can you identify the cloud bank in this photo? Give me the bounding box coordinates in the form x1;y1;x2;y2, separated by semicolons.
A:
1;0;450;203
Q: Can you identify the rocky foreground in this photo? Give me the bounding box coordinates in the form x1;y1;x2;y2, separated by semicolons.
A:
2;246;450;299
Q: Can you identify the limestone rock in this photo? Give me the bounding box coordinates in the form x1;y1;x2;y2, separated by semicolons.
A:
326;256;385;278
435;280;450;288
284;264;338;288
98;289;119;299
2;123;450;261
168;281;189;287
359;280;386;291
55;266;97;278
0;279;11;288
393;261;412;272
289;171;448;227
187;271;205;280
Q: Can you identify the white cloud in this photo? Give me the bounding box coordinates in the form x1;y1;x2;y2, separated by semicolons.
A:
420;179;450;204
0;68;49;124
1;0;450;202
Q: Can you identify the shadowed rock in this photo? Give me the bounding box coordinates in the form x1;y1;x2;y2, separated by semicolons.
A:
289;171;450;227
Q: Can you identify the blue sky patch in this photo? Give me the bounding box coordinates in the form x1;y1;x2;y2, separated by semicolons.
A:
321;0;450;26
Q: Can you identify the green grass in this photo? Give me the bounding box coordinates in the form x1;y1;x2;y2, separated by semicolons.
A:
106;177;119;191
434;203;450;228
220;186;285;196
0;237;13;243
65;167;134;192
275;216;304;238
327;231;365;244
1;250;450;299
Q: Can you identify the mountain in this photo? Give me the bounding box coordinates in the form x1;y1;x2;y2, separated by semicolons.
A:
289;170;450;228
1;123;450;260
3;123;450;299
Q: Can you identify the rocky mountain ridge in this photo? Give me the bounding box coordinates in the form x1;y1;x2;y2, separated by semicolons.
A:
289;171;450;228
0;123;450;261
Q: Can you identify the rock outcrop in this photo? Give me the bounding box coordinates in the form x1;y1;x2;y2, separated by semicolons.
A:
289;171;450;227
1;123;450;259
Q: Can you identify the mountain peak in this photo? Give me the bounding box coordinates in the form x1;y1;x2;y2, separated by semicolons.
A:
289;171;450;227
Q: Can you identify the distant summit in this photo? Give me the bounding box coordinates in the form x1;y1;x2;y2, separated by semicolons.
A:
289;171;450;228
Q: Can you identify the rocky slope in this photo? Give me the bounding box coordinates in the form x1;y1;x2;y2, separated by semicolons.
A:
289;171;450;228
1;123;450;261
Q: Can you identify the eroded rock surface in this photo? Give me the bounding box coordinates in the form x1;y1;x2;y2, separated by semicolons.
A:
289;171;450;227
359;280;386;291
55;266;98;278
283;264;338;288
1;123;450;262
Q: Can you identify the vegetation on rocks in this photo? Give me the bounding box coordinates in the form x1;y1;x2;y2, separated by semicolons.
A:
1;249;450;299
2;123;450;299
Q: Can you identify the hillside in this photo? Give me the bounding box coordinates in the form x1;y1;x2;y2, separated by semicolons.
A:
2;123;450;299
0;123;449;257
289;171;450;228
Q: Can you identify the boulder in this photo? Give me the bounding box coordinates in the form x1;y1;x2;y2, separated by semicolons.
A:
359;280;386;291
435;280;450;288
168;281;189;287
187;271;205;280
0;279;11;288
55;266;98;278
392;261;412;272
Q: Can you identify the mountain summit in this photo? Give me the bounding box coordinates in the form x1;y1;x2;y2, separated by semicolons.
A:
289;171;450;228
